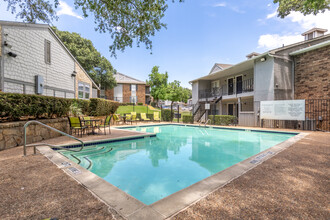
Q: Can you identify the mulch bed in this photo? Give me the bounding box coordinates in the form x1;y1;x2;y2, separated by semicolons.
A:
0;147;121;220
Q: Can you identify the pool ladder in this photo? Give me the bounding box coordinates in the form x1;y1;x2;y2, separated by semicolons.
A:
199;119;211;127
23;120;85;156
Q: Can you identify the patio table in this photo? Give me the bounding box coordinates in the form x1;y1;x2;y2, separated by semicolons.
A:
82;119;101;135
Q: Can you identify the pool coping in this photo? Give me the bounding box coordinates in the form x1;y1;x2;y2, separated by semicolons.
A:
37;125;309;220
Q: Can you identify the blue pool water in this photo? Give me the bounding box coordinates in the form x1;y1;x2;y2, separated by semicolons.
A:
60;125;296;205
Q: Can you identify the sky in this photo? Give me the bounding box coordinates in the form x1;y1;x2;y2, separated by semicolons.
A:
1;0;329;88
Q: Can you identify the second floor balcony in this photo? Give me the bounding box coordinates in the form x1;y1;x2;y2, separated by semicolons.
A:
199;78;254;99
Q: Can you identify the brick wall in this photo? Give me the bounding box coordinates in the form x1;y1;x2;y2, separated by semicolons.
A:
137;84;146;104
294;45;330;99
0;25;2;57
123;84;131;103
105;88;114;100
75;62;92;98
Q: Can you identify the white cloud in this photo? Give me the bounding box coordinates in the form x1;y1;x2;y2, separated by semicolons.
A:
212;2;244;13
258;34;303;49
213;2;226;7
57;1;83;20
258;10;330;50
266;11;277;19
286;11;330;30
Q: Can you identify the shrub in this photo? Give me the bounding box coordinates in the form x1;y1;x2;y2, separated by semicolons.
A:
161;109;173;121
74;99;90;115
208;115;236;125
89;98;120;116
0;93;72;121
151;102;156;107
182;115;194;124
137;102;143;106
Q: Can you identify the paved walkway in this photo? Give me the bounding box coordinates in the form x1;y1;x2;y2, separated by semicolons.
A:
172;132;330;219
0;127;329;219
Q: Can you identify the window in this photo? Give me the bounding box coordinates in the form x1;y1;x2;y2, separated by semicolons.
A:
307;33;313;40
44;40;51;64
78;82;90;99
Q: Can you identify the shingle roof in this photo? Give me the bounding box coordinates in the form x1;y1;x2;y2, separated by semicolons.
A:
114;72;146;84
215;63;233;69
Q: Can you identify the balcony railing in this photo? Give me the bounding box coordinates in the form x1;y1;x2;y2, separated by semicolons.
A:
199;78;254;99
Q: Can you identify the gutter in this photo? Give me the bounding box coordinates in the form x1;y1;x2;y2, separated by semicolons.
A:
289;40;330;56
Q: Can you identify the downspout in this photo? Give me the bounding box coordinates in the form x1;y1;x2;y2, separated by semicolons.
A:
291;57;295;99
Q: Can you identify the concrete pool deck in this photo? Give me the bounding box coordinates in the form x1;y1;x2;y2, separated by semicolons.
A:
0;123;329;219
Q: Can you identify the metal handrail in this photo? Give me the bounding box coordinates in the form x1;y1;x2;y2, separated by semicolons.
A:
23;120;85;156
205;119;211;127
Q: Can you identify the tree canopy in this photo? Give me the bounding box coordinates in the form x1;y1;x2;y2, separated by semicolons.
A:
3;0;183;56
52;26;116;89
165;80;190;108
147;66;168;104
274;0;330;18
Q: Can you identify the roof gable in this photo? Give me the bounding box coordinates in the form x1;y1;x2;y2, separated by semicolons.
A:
114;72;146;84
209;63;232;75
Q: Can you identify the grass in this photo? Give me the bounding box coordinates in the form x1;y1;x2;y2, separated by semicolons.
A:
116;105;160;115
116;105;192;122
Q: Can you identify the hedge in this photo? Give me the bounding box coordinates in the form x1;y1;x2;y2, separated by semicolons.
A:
0;93;72;120
182;115;194;124
88;98;120;116
161;109;173;121
208;115;236;125
0;93;119;121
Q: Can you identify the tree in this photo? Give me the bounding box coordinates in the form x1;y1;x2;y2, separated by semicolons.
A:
147;66;168;106
52;27;116;90
181;88;192;102
274;0;330;18
165;80;190;120
90;57;117;90
3;0;183;56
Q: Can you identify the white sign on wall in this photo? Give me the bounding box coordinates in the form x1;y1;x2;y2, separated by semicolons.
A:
260;100;305;121
205;103;210;110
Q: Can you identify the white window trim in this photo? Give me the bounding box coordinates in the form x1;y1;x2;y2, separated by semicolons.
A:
78;81;90;99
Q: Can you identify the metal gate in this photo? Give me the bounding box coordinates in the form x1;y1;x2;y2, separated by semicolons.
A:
305;99;330;132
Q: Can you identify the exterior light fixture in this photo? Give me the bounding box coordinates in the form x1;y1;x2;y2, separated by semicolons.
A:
260;57;266;62
71;71;77;77
7;52;17;58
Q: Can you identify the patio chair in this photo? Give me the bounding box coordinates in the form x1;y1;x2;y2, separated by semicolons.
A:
154;112;161;122
68;117;86;137
131;112;140;123
113;114;122;125
126;113;138;124
140;113;150;122
98;115;112;135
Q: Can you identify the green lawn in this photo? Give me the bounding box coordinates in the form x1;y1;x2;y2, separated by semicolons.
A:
116;106;192;122
116;105;160;115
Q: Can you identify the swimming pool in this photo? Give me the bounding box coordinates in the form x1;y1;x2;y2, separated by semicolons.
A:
59;125;296;205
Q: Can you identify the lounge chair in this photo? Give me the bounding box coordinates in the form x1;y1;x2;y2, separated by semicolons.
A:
141;113;150;122
153;112;161;122
125;114;132;124
131;112;140;123
98;115;112;135
68;117;86;136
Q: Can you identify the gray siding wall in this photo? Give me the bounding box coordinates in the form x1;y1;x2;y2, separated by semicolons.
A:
273;57;293;100
2;25;75;97
254;56;274;102
192;81;199;104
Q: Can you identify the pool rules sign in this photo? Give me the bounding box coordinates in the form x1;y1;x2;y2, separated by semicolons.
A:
260;100;305;121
